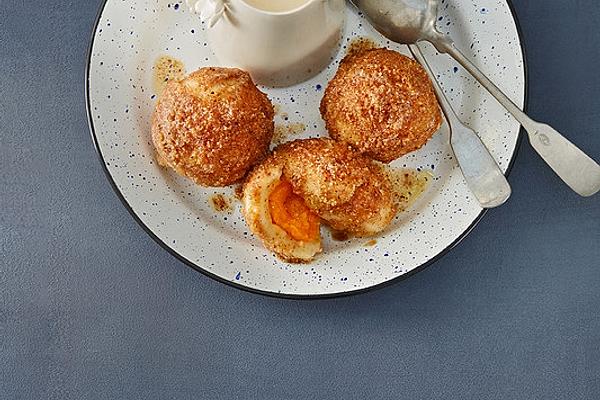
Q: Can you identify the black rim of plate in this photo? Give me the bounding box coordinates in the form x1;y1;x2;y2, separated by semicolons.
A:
85;0;528;300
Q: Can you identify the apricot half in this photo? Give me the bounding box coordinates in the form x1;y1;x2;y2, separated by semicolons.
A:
268;180;320;242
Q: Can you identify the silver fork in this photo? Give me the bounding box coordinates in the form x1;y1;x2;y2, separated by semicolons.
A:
409;44;511;208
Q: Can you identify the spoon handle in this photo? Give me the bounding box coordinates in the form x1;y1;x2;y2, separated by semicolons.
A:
409;44;511;208
432;39;600;197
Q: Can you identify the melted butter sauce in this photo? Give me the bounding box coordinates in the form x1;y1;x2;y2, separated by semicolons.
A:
386;168;433;212
273;123;306;146
328;168;432;243
153;55;186;94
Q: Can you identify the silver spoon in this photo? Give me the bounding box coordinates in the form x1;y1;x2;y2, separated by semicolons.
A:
408;44;511;208
351;0;600;197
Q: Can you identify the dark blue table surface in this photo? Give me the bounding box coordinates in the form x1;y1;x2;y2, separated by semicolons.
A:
1;1;599;399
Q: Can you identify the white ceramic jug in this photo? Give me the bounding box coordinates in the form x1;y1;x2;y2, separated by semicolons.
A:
189;0;346;87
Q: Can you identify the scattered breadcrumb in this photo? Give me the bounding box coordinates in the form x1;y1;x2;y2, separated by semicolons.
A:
233;184;244;200
347;36;378;56
210;194;232;213
330;229;350;242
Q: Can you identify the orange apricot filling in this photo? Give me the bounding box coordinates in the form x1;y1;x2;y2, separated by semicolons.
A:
268;180;320;242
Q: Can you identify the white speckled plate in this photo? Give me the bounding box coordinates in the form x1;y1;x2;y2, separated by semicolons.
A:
86;0;526;298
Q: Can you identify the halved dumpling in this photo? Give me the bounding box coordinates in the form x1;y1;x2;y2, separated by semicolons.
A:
242;138;398;263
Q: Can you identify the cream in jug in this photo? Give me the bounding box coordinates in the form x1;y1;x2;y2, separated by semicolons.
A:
187;0;346;87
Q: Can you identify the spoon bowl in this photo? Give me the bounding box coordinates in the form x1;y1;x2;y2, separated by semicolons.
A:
351;0;442;45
